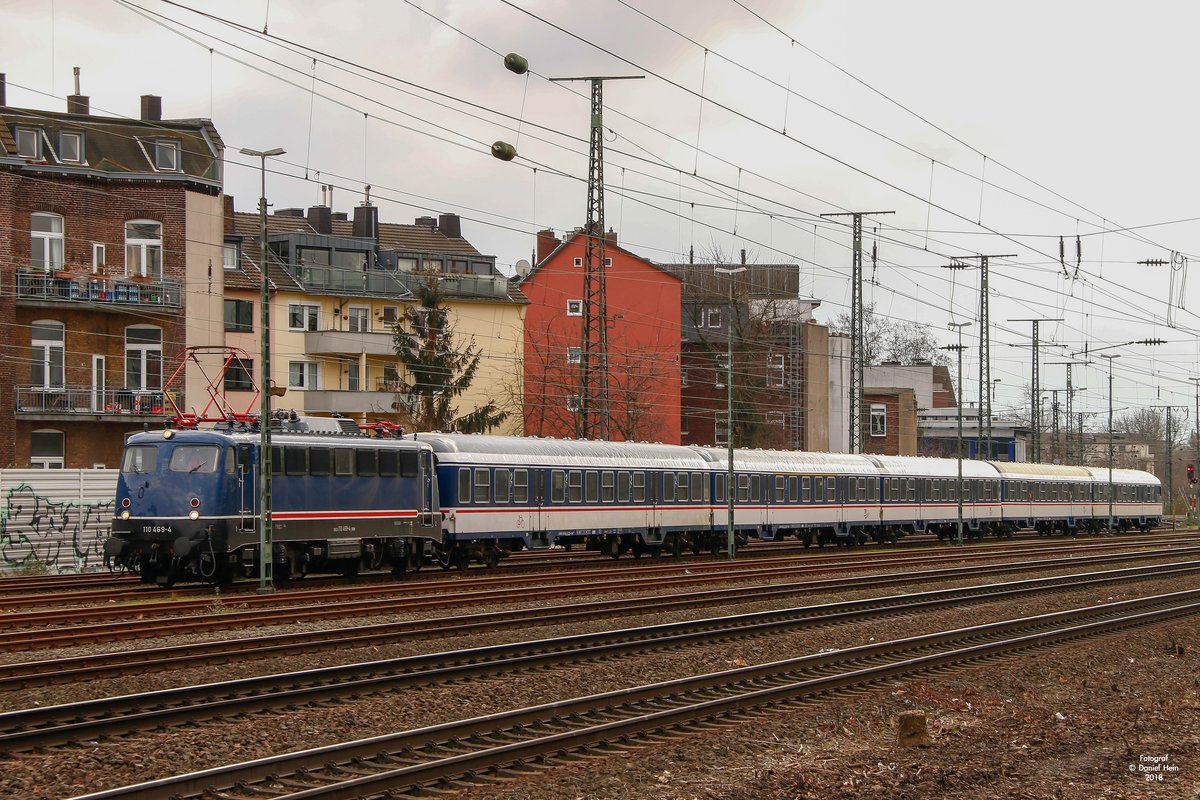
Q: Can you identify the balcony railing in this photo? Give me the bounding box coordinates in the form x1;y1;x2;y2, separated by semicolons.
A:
288;265;513;300
16;270;183;309
16;386;179;416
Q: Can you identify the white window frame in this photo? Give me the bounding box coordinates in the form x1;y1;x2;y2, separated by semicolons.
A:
566;347;582;364
346;306;370;333
15;127;40;159
58;131;83;163
31;213;64;273
381;306;400;326
288;303;320;331
715;354;729;388
566;394;582;412
715;417;729;447
288;360;319;390
153;139;180;171
681;366;688;387
870;404;887;437
604;257;613;267
346;361;361;392
124;325;163;391
768;353;785;387
223;242;240;270
572;256;583;268
706;307;722;328
566;299;583;317
30;320;65;390
30;429;65;469
124;220;163;279
92;242;106;274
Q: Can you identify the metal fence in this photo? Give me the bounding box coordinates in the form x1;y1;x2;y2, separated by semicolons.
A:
16;270;183;308
16;387;177;416
0;469;118;574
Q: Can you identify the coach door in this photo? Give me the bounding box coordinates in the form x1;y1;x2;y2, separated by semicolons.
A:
236;445;254;530
420;450;436;529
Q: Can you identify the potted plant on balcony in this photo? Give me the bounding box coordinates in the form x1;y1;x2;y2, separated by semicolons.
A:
131;273;153;284
53;268;75;280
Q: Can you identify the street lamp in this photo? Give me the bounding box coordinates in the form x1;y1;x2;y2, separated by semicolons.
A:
715;265;746;560
944;321;972;546
240;146;286;594
1101;354;1119;536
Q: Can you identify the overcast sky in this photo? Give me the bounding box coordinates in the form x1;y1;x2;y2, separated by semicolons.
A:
5;0;1200;426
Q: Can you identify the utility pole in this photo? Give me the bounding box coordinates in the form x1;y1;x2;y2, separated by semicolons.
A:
550;74;643;440
1149;403;1188;529
942;321;971;545
1047;360;1086;464
1190;377;1200;525
822;210;894;452
1010;318;1064;463
1050;390;1060;463
944;254;1015;459
1102;355;1119;534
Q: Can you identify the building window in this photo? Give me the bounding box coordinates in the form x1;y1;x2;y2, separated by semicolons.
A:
870;404;887;437
604;257;613;267
288;361;319;389
125;326;163;391
288;303;319;331
224;358;254;392
567;394;581;412
30;320;65;389
92;243;106;273
153;139;180;171
567;347;582;364
125;220;163;279
346;306;369;333
572;257;583;268
566;300;583;316
347;361;361;391
681;414;689;435
396;257;417;272
768;354;785;387
706;307;722;328
58;131;83;163
30;430;65;469
381;306;399;326
766;411;785;429
715;417;729;447
681;366;688;386
15;127;40;159
30;213;65;273
223;242;241;270
381;363;400;391
224;299;253;332
715;354;729;388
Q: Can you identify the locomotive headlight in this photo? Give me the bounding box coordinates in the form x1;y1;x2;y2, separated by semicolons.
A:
120;510;130;520
188;509;200;521
162;429;174;439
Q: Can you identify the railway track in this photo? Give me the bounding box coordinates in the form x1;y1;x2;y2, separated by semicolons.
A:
2;558;1196;753
71;588;1200;800
1;543;1196;653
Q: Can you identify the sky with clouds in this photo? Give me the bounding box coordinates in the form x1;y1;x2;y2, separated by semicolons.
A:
4;0;1200;424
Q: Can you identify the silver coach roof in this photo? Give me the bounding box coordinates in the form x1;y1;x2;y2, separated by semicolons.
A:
868;455;1001;479
691;447;879;475
1082;467;1161;486
412;433;710;470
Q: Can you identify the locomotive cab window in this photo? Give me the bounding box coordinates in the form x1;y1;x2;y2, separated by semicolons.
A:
284;446;308;476
169;445;221;474
122;445;158;474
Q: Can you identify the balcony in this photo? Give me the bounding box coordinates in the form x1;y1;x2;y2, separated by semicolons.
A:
290;265;408;296
16;270;183;310
304;329;395;356
299;387;411;416
16;386;180;419
437;273;512;299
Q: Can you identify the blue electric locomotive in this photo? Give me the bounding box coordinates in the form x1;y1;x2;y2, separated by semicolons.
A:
105;418;439;586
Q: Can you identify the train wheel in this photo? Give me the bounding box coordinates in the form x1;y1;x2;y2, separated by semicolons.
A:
800;531;813;548
605;535;621;560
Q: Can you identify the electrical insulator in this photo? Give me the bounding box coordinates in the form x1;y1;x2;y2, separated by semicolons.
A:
504;53;529;75
491;141;517;161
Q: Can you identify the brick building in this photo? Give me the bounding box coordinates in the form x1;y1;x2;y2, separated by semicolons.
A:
862;388;918;456
520;228;681;443
1;78;224;467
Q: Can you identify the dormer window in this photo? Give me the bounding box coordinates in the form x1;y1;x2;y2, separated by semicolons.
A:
58;132;83;163
153;140;179;171
15;127;40;159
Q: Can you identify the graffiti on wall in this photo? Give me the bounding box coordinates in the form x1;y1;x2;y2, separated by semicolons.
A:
0;483;113;571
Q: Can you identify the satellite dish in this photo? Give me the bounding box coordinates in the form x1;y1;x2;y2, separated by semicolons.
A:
514;258;532;277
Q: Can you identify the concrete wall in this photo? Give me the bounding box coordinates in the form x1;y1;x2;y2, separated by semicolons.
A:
0;469;118;573
183;191;227;413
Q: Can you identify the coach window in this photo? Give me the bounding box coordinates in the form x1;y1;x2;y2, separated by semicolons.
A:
617;472;630;502
828;477;838;503
568;470;583;503
674;472;688;502
738;474;751;503
753;474;765;502
632;471;646;503
513;470;529;503
585;471;599;503
551;470;566;503
663;472;675;503
775;476;786;503
929;480;939;502
400;451;419;477
378;450;399;477
284;446;308;476
788;476;799;503
908;479;917;502
715;473;726;504
812;477;823;503
333;448;354;476
309;448;331;477
869;479;878;502
356;449;378;477
601;471;615;503
801;477;812;502
693;472;707;502
474;469;491;503
494;469;511;503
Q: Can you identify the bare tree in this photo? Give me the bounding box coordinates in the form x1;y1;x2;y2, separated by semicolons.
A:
831;302;951;367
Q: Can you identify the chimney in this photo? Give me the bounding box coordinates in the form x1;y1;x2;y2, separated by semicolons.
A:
353;204;379;240
0;74;6;107
223;194;235;234
536;228;560;263
414;216;437;228
140;94;162;121
307;205;332;235
273;208;305;218
67;68;89;115
604;227;618;247
437;213;461;240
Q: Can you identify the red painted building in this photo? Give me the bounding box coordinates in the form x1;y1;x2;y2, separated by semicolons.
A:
519;228;681;443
